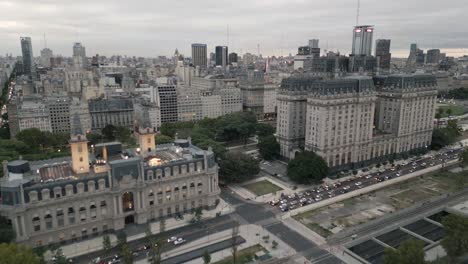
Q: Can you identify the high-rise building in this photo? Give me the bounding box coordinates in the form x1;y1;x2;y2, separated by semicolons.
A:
72;42;87;67
228;52;238;64
40;48;53;68
20;37;34;77
410;43;418;54
426;49;441;64
215;46;228;67
351;25;374;56
88;97;134;130
191;43;207;68
157;85;178;123
309;39;319;49
375;39;391;70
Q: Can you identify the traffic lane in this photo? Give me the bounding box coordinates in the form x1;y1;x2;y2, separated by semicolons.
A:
162;236;245;264
131;220;239;263
272;151;460;211
265;222;320;253
74;215;235;263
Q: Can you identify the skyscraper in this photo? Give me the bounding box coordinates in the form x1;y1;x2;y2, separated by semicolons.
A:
215;46;228;67
20;37;34;77
308;39;319;49
191;43;207;68
351;25;374;56
73;42;87;67
375;39;391;70
228;52;238;64
426;49;441;64
40;48;53;68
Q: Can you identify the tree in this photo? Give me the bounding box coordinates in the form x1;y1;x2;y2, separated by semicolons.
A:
102;235;111;252
15;128;44;151
383;239;425;264
121;243;133;264
202;250;211;264
116;231;127;251
435;112;442;128
231;221;239;264
114;126;133;144
52;248;68;264
287;151;329;184
258;135;280;160
446;108;453;117
101;124;116;141
0;215;15;243
441;214;468;261
218;153;260;183
0;243;41;264
256;123;275;137
194;207;203;222
155;134;173;145
461;148;468;168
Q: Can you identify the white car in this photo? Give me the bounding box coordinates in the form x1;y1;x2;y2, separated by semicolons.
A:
174;238;186;245
355;181;362;186
167;236;178;243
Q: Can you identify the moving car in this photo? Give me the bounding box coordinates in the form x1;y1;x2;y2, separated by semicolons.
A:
174;238;186;245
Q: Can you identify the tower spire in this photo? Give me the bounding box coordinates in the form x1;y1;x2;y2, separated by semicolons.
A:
356;0;360;25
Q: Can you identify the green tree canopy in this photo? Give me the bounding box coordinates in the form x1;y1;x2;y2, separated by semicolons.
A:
256;123;275;137
218;153;260;183
461;148;468;167
203;250;211;264
15;128;44;151
0;243;41;264
216;112;257;143
101;124;116;141
0;216;14;243
431;121;461;150
114;126;133;144
287;151;328;184
383;239;425;264
441;214;468;260
155;134;173;145
258;135;280;160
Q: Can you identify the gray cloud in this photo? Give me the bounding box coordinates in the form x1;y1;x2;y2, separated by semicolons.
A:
0;0;467;58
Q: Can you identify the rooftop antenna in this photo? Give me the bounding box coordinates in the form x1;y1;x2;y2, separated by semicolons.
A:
227;24;229;47
356;0;360;26
257;43;260;56
43;33;47;49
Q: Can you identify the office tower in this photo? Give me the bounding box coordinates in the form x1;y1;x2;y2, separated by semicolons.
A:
20;37;35;77
215;46;228;67
309;39;319;49
375;39;391;70
191;43;207;68
239;67;265;119
73;42;87;67
40;48;53;68
351;25;374;56
157;85;178;123
426;49;441;64
298;46;311;55
410;43;418;54
228;52;238;64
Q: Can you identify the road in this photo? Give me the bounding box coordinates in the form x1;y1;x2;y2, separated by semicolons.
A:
270;148;461;213
74;215;237;263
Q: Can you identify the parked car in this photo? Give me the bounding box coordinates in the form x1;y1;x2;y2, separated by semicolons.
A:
167;236;178;243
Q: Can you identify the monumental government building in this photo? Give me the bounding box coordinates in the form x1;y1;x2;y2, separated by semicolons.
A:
0;115;220;247
276;74;438;172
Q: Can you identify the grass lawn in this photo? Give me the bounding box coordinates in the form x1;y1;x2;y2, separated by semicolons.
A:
213;244;266;264
305;223;334;238
437;104;466;117
243;180;283;196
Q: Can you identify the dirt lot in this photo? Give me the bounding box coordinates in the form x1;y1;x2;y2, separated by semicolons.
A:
293;171;467;238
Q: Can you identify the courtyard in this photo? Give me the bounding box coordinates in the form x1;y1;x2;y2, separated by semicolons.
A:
243;180;283;196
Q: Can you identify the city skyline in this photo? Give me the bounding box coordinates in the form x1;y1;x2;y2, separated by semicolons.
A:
0;0;467;58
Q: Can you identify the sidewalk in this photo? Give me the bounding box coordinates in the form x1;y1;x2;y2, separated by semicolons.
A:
60;198;233;259
183;224;298;264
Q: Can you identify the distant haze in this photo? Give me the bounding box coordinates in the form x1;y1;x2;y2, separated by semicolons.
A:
0;0;467;57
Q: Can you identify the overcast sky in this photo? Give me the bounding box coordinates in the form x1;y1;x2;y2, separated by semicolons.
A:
0;0;467;58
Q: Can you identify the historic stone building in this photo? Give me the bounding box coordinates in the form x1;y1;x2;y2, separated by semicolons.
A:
277;74;437;171
0;117;220;248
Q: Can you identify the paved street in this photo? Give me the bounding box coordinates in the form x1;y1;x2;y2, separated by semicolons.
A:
73;215;236;263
